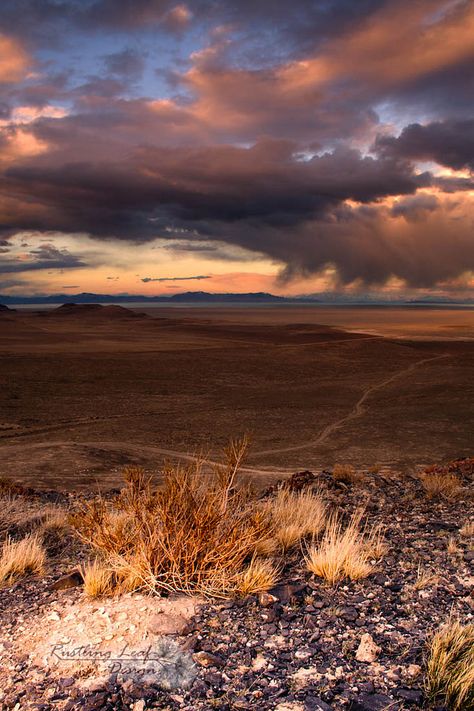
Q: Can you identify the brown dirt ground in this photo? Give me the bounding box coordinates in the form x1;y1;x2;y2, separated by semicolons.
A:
0;306;473;490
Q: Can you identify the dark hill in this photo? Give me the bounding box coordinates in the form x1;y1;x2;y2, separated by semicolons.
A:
48;303;147;319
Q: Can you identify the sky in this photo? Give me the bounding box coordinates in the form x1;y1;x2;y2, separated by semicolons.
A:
0;0;473;297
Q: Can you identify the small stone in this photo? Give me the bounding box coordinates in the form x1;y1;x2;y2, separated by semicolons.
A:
395;688;424;705
131;702;146;711
193;651;225;668
49;571;84;591
259;592;279;607
355;634;381;663
406;664;422;679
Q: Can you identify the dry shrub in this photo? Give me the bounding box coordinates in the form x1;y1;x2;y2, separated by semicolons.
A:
332;464;364;485
425;619;474;710
81;560;114;598
305;510;384;585
0;534;46;585
262;488;326;551
72;438;273;597
236;556;280;596
420;471;462;500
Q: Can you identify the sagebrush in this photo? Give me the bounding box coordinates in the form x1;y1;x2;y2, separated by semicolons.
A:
72;438;275;597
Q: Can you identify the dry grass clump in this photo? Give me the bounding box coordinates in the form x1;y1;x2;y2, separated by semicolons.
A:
81;560;115;598
261;488;326;551
460;520;474;538
305;511;385;585
72;438;274;597
0;534;46;586
332;464;364;485
0;495;67;541
420;470;462;500
0;495;69;559
236;556;280;596
412;565;440;591
425;619;474;710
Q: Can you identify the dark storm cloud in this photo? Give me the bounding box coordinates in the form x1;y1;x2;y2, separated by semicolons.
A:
376;119;474;171
0;141;420;238
0;245;86;273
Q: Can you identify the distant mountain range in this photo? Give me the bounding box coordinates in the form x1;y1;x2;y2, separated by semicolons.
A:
0;291;473;306
0;291;293;305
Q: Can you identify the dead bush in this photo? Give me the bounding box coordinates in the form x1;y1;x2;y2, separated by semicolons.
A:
72;438;273;597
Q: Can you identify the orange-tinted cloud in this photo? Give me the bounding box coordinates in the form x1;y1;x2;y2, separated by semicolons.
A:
0;34;30;83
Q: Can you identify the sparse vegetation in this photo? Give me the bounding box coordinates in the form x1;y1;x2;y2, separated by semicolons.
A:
413;566;440;591
81;559;114;598
0;494;69;559
305;510;384;585
420;470;462;500
262;488;326;551
236;555;280;596
425;619;474;710
0;534;46;586
332;464;364;485
460;520;474;538
72;439;274;597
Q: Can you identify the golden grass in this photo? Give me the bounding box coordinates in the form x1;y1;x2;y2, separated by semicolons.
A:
262;488;326;551
0;534;46;586
72;438;273;597
420;471;462;500
0;495;67;542
81;560;114;598
413;566;440;590
236;556;280;596
305;510;384;585
332;464;364;485
460;521;474;538
425;619;474;710
447;537;460;556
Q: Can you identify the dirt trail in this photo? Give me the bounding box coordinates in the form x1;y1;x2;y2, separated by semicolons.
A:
0;353;450;482
249;353;450;458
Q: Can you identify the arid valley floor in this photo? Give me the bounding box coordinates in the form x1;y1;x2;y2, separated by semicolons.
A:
0;304;473;489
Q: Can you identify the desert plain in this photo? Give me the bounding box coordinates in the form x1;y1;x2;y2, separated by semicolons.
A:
1;303;473;489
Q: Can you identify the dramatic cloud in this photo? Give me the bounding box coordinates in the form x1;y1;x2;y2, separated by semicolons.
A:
376;119;474;171
0;0;473;292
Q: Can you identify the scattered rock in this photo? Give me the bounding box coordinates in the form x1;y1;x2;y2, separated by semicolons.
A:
355;633;381;663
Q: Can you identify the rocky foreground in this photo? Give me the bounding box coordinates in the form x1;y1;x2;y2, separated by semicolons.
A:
0;463;473;711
